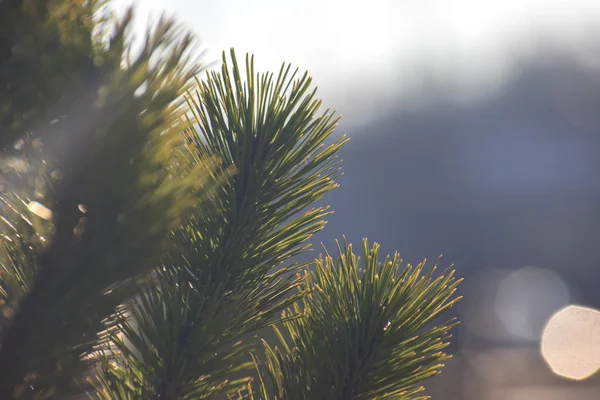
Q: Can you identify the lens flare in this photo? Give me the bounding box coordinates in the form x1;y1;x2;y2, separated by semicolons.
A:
27;201;53;221
540;305;600;380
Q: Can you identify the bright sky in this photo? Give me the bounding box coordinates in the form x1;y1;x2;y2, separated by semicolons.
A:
112;0;600;126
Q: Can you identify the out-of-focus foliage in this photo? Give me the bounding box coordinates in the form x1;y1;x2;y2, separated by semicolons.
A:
0;0;101;150
253;239;462;400
0;1;224;398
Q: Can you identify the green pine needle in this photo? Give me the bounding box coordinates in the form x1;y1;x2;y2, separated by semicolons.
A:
255;238;462;400
92;49;348;398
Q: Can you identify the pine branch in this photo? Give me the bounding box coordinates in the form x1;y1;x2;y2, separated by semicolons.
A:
92;49;349;398
255;238;462;400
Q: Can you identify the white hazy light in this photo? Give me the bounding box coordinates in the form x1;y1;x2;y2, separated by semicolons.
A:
541;305;600;380
112;0;600;128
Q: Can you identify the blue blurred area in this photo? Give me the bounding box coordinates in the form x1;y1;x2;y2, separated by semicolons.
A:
315;52;600;278
303;49;600;398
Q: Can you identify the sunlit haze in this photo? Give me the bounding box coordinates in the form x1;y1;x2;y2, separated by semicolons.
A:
112;0;600;127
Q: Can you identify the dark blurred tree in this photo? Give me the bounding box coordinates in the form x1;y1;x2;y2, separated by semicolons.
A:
0;1;462;399
1;0;101;150
0;1;223;397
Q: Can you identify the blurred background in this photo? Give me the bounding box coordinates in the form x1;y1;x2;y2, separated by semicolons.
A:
115;1;600;398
